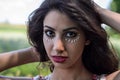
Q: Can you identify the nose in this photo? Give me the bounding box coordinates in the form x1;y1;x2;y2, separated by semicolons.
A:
53;38;65;53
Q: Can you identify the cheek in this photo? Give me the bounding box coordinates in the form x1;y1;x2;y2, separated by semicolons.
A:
67;38;86;58
68;45;85;67
43;38;52;55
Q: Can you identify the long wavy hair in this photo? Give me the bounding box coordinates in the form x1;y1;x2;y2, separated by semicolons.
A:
27;0;119;75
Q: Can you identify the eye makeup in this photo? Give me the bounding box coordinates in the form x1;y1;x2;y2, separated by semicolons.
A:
43;27;81;44
64;34;80;43
45;37;53;42
44;33;80;44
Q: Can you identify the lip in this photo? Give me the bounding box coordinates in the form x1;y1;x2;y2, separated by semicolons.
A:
51;56;68;63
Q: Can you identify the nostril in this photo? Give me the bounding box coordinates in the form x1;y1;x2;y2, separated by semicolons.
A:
56;49;64;54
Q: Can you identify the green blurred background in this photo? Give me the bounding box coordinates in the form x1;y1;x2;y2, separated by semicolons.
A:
0;0;120;77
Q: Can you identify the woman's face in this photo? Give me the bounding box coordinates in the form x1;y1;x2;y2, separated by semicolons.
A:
43;10;88;69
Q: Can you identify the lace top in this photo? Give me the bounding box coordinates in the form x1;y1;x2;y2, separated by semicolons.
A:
33;74;106;80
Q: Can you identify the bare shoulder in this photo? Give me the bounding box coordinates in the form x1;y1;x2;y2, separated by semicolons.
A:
106;70;120;80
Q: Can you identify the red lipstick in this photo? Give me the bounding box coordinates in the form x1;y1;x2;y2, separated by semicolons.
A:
52;56;68;63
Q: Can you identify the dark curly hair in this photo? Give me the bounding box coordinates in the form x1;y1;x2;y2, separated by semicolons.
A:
27;0;119;75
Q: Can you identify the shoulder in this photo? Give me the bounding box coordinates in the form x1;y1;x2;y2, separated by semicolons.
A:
106;70;120;80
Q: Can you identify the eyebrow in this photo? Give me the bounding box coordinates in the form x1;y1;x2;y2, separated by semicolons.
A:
63;27;79;32
44;25;55;30
44;25;79;31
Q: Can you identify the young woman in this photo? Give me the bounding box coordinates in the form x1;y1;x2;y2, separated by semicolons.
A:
0;0;120;80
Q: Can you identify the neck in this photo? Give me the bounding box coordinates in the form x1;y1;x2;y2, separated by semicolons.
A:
51;63;93;80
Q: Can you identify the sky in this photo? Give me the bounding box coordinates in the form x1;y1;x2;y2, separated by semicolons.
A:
0;0;112;24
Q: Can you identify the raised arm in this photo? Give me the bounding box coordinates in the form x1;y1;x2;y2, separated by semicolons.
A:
95;3;120;32
0;47;40;72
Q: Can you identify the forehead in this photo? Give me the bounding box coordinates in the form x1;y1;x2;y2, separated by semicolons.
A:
43;10;78;30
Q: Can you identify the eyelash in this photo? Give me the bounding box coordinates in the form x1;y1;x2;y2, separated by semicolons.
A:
44;30;80;43
65;31;78;39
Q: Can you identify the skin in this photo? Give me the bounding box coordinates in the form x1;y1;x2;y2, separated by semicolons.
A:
43;10;92;80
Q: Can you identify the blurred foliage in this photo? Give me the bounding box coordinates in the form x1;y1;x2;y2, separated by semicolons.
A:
109;38;120;57
111;0;120;13
0;38;29;53
0;23;26;33
0;63;39;77
105;26;120;39
0;23;28;52
0;62;51;77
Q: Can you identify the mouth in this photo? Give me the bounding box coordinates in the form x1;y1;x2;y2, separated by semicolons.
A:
51;56;68;63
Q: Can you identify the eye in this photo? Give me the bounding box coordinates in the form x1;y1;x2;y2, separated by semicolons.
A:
65;31;77;38
45;30;55;38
